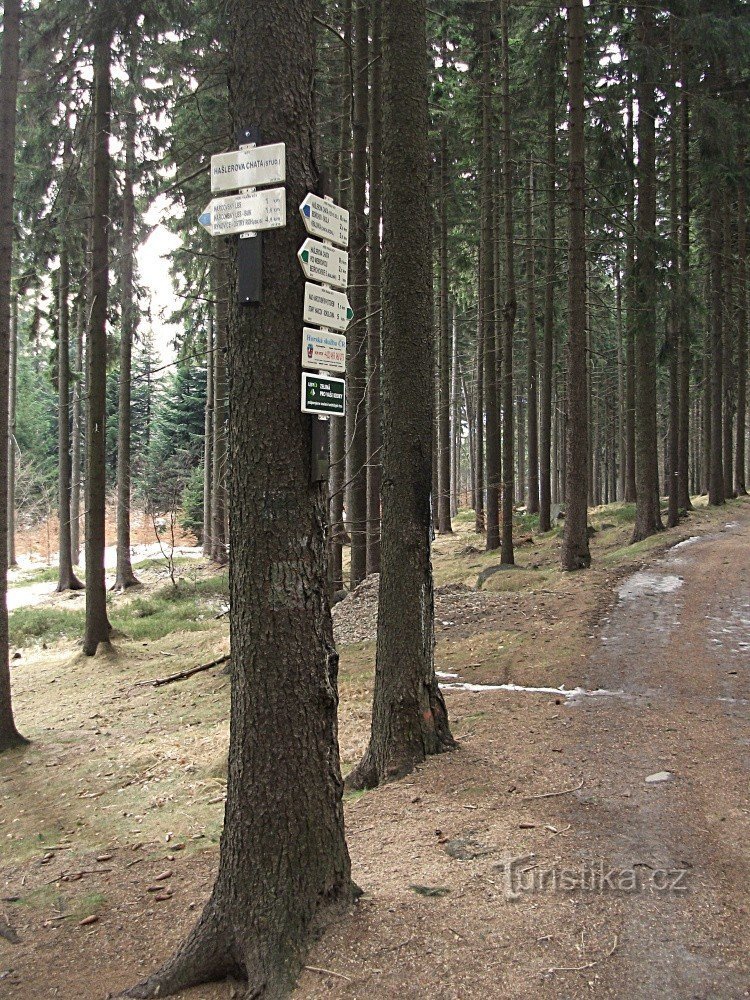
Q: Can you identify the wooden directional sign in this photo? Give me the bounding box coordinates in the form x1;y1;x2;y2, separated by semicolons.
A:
301;372;346;417
299;194;349;248
297;238;348;290
303;282;353;332
199;187;286;237
302;327;347;373
211;142;286;193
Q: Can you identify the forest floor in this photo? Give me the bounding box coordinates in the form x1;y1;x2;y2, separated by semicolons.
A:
0;497;748;999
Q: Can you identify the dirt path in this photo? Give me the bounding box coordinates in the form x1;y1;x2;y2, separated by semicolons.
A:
1;502;748;999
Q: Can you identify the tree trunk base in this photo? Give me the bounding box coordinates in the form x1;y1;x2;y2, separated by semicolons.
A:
119;882;357;1000
346;683;456;791
56;574;84;593
112;572;140;592
0;730;29;755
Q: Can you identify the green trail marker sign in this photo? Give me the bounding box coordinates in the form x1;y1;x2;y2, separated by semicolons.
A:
297;238;348;290
301;372;346;417
302;282;352;332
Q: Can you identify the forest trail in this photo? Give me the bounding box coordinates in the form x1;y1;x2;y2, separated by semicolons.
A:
0;500;748;999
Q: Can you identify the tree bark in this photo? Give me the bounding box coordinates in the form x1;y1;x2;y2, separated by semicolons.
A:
346;0;369;587
437;29;452;535
624;83;637;504
722;201;735;499
666;99;680;529
561;0;590;570
708;192;725;506
735;144;747;495
114;76;140;591
0;0;25;750
346;0;455;792
71;295;83;564
123;4;355;995
203;303;214;556
526;156;539;515
677;82;693;510
8;294;17;568
500;0;515;566
631;4;664;541
366;0;383;570
83;27;113;657
539;16;557;533
328;0;352;594
450;303;459;515
211;255;228;565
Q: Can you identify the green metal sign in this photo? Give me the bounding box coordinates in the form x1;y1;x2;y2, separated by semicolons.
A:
301;372;345;417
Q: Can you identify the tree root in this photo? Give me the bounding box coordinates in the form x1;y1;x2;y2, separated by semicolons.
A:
118;909;237;998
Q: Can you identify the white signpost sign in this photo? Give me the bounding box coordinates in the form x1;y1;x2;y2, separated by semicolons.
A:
210;142;286;193
302;327;347;373
297;238;348;290
303;282;352;333
300;193;350;248
199;187;286;238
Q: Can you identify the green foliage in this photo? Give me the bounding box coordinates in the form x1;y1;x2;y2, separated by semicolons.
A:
180;464;204;542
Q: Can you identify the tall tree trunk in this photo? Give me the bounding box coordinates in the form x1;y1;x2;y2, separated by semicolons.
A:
124;3;354;995
474;310;484;531
71;296;83;564
624;83;637;503
0;0;25;750
56;240;83;592
114;81;140;591
616;257;626;500
561;0;590;570
366;0;383;570
500;0;515;565
8;293;17;568
83;28;113;657
526;156;539;515
479;9;499;551
677;82;693;510
211;256;228;564
437;32;452;535
666;100;680;529
722;201;735;498
346;0;369;587
203;305;214;556
631;4;664;541
708;193;725;505
328;0;352;594
450;303;459;515
539;18;557;532
346;0;455;792
736;144;747;495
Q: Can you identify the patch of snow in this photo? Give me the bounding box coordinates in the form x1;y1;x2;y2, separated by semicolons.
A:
672;536;700;550
617;572;683;601
440;681;623;705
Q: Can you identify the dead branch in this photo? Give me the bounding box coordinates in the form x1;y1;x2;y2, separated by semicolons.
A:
522;778;584;801
543;934;619;976
135;654;231;688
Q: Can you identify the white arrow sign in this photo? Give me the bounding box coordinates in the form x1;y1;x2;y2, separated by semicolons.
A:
211;142;286;193
303;282;353;332
300;194;349;248
198;187;286;237
302;327;347;373
297;238;349;290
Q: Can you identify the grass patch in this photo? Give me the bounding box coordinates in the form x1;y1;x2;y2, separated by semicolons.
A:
9;606;86;645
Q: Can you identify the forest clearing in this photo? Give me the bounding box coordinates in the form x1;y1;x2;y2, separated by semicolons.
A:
1;497;749;998
1;0;749;997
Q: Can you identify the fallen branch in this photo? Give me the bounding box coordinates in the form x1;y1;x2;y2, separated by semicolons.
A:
303;965;352;983
522;778;584;801
135;654;231;688
543;934;619;975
